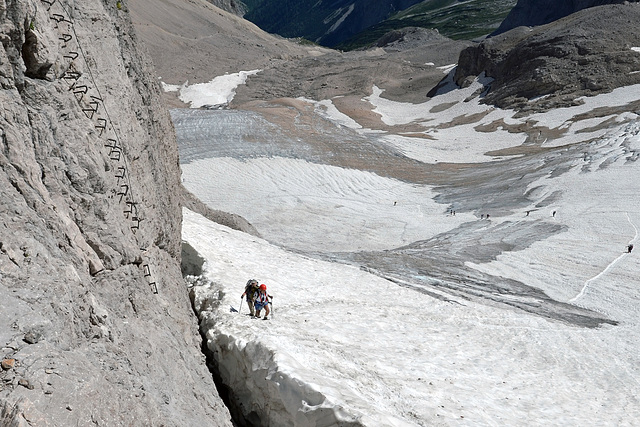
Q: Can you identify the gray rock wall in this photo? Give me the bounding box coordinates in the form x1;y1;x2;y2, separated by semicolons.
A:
0;0;231;425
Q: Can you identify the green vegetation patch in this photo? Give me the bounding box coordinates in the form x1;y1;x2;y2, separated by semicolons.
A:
337;0;517;50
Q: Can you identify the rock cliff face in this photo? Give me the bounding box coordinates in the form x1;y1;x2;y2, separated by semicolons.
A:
0;0;231;425
493;0;639;35
454;4;640;113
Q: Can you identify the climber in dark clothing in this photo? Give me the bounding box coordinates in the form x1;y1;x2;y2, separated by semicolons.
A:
241;279;260;317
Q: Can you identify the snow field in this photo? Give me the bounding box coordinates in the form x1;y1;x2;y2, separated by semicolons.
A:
378;129;523;164
181;157;473;252
177;68;640;426
466;122;640;317
183;208;640;426
298;97;364;130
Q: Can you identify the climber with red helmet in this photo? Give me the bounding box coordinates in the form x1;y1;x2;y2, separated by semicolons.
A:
254;283;273;320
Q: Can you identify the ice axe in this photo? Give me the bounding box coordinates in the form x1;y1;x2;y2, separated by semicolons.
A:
239;297;243;314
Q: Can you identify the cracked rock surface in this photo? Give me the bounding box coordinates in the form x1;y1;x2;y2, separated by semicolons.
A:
0;0;231;425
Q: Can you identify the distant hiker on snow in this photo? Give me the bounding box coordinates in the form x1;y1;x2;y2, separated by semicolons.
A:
628;244;634;253
254;284;273;320
241;279;260;317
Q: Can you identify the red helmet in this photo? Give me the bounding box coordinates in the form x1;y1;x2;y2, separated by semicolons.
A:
259;284;267;291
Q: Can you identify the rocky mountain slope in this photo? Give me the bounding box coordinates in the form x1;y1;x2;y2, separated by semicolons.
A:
244;0;424;48
129;0;326;107
137;0;640;121
130;0;470;110
454;3;640;112
337;0;517;50
243;0;516;48
0;0;231;425
493;0;640;35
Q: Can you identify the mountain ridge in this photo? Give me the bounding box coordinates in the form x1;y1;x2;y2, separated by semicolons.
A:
493;0;640;35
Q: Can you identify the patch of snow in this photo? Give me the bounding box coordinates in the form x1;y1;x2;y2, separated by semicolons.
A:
436;63;456;74
161;81;183;92
323;6;345;25
528;93;551;102
380;127;524;164
631;47;640;53
529;84;640;131
365;77;640;153
176;70;261;108
299;97;363;130
365;73;495;127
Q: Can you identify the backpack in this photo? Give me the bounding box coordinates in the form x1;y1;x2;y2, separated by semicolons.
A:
245;279;259;298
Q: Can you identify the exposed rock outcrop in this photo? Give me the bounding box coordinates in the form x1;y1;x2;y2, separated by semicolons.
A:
181;187;261;237
453;4;640;113
493;0;639;35
375;27;448;50
205;0;246;16
0;0;231;424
